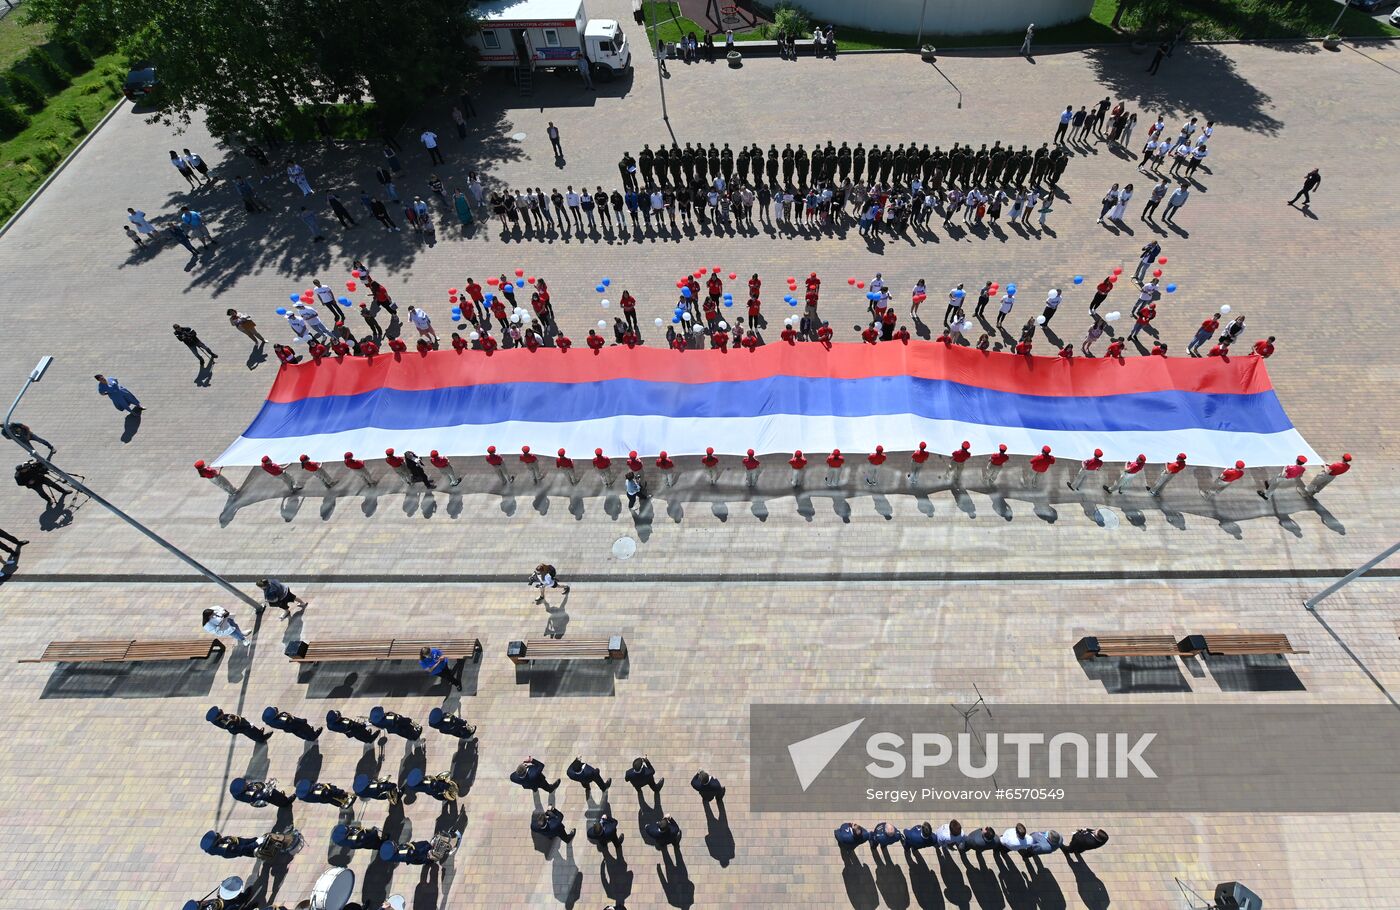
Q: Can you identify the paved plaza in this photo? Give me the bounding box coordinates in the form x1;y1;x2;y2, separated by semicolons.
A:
0;17;1398;908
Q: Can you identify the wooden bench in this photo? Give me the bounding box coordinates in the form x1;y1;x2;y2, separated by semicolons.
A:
507;636;626;664
286;638;481;663
18;638;224;664
1074;635;1181;661
1199;633;1307;656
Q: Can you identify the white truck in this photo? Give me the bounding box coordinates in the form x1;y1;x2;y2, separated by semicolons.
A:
470;0;632;82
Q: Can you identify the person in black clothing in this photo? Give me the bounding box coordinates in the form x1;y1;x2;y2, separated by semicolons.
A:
703;32;715;62
173;324;217;365
1063;827;1110;854
1289;168;1321;207
1147;41;1168;75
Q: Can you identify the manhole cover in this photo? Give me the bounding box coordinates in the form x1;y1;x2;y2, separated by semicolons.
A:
611;536;637;559
1093;507;1121;529
511;131;528;142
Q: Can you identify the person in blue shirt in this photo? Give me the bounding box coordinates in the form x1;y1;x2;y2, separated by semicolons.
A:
418;646;463;690
94;374;142;413
902;822;936;851
179;206;216;247
567;757;611;794
834;822;868;848
1023;829;1062;857
532;807;575;843
870;821;902;851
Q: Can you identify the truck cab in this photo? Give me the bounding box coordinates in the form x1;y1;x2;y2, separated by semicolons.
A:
583;19;630;80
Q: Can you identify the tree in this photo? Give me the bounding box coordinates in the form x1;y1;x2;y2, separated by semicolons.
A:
23;0;479;137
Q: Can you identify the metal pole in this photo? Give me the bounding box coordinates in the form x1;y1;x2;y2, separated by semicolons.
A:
915;0;928;50
651;0;669;123
5;361;264;611
1304;541;1400;610
1327;0;1348;38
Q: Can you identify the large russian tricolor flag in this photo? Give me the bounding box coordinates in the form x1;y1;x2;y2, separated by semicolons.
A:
216;343;1317;468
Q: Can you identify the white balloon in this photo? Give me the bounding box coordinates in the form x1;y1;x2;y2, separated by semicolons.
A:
960;320;975;333
469;331;480;341
682;312;693;321
510;313;522;324
597;319;607;328
692;323;705;334
513;307;524;316
600;299;611;308
654;317;664;326
1219;304;1232;315
1036;315;1046;325
718;321;727;331
1105;311;1121;323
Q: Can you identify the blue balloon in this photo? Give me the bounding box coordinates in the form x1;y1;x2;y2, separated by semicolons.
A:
516;279;525;288
601;278;611;286
276;307;288;315
723;299;733;307
289;294;300;302
954;289;966;299
1165;283;1177;293
339;297;352;305
596;285;606;293
1008;284;1018;294
672;316;681;324
788;298;798;306
485;293;494;301
680;287;692;298
1073;275;1084;284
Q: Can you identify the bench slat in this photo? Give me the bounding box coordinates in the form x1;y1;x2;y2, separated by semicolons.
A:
1201;633;1302;655
292;638;481;663
20;639;219;664
509;636;627;663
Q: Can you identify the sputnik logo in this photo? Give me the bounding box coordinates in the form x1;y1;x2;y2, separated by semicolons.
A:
787;718;864;791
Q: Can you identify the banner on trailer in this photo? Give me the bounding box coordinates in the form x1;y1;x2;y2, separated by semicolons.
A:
216;343;1317;468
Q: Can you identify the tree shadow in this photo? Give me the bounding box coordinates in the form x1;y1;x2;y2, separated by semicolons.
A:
1082;44;1283;136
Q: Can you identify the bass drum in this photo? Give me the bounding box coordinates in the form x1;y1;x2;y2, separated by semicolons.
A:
309;867;356;910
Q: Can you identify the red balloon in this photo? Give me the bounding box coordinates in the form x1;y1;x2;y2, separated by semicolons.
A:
448;288;458;296
1152;269;1162;277
728;272;737;280
1158;256;1167;265
487;277;499;286
1109;274;1119;283
351;269;361;278
345;281;357;292
787;277;796;283
856;281;865;289
449;295;458;303
694;270;706;278
847;277;856;285
514;268;524;277
527;276;535;284
990;284;999;292
1112;267;1123;275
712;266;721;273
676;280;686;288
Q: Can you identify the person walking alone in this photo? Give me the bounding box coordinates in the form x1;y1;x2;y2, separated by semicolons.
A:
547;122;563;159
1289;168;1321;208
1020;23;1035;57
173;324;218;365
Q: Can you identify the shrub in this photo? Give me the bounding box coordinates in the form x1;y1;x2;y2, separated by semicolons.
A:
37;143;63;168
0;97;30;137
26;48;72;89
4;72;47;112
61;107;86;134
62;41;96;72
772;4;811;38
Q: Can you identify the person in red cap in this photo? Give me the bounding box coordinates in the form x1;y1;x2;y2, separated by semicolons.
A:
935;332;952;347
1068;449;1104;491
749;273;762;299
260;455;301;493
910;441;930;483
587;330;605;354
789;449;808;488
1058;345;1073;360
194;459;237;494
331;338;351;358
360;338;380;358
984;444;1010;486
805;272;820;295
430;450;461;487
1252;336;1276;358
593;448;615;486
343;451;376;488
748;295;765;330
949;441;972;487
1148;452;1188;496
1105;454;1147;494
1260;455;1308;500
655;450;676;486
825;448;845;487
486;445;511;484
1104;338;1125;359
556;334;572;352
701;447;720;484
1205;460;1246;498
298;453;335;489
742;449;761;488
866;445;887;486
556;448;579;484
1027;445;1055;489
519;445;542;483
384;448;411;484
1305;453;1351;497
712;325;730;351
626;450;645;480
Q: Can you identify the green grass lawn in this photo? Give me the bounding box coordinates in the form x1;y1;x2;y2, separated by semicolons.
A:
0;52;126;223
0;11;50;71
641;1;705;46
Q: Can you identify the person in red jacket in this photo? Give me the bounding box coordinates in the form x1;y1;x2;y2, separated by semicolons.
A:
1089;276;1113;313
1105;454;1147;494
1188;313;1220;357
865;445;887;486
593;448;614;486
430;449;461;486
490;296;508;326
479;333;498;355
880;307;898;340
701;447;720;484
451;333;469;352
259;455;300;492
748;295;766;330
554;334;572;352
712;327;730;351
298;454;334;489
935;332;952;346
1058;345;1073;359
805;288;819;312
910;441;930;481
860;323;879;345
788;449;808;487
1149;452;1187;496
308;340;328;362
524;331;542;353
1205;460;1246;498
816;323;833;346
1068;448;1104;491
1260;455;1307;500
1252;336;1276;358
670;334;688;351
1104;338;1125;359
194;459;237;494
779;324;797;344
1207;340;1228;357
740;332;760;352
805;272;820;295
1304;453;1351;497
824;449;845;487
519;445;542;483
1150;342;1168;356
984;443;1010;486
586;330;605;354
892;326;910;344
707;273;723;301
748;273;762;299
360;338;380;357
331;338;351;358
343;451;376;488
626;451;645;478
621;329;638;348
556;447;579;483
619;291;638;334
1128;303;1155;343
486;445;511;484
948;441;972;487
1015;338;1033;355
1028;445;1055;488
741;449;761;487
388;337;408;354
384;448;411;483
655;450;676;486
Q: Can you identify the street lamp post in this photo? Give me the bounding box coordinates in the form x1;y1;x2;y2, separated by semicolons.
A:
4;357;264;611
915;0;929;50
650;0;670;124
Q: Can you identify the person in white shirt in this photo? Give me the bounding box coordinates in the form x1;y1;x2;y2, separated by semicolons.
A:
1042;288;1062;325
127;208;157;235
997;289;1016;329
408;306;437;346
934;820;965;849
869;273;884;295
1021;189;1038;226
1110;183;1132;221
311;279;344;321
565;186;583;231
285;313;312;343
202;606;248;646
293;303;331;339
1186;144;1208;178
421;129;444;164
1000;823;1034;853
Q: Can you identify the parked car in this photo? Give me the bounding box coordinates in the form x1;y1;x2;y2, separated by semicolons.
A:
122;66;158;101
1391;5;1400;24
1348;0;1387;10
